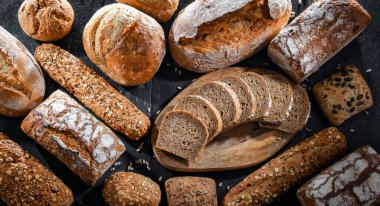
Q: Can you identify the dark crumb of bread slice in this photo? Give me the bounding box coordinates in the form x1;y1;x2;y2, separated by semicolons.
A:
156;110;208;161
174;95;223;143
194;81;241;131
221;75;256;122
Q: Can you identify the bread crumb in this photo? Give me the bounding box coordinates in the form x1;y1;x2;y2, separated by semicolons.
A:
113;161;121;167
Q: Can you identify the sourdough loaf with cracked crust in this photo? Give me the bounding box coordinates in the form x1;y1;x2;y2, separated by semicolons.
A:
21;90;126;185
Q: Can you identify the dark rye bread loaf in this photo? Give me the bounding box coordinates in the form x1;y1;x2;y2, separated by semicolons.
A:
0;133;73;206
174;95;223;143
194;81;241;131
156;110;208;161
221;75;257;122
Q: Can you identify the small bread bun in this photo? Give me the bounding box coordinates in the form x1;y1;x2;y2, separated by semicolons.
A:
18;0;74;41
103;172;161;206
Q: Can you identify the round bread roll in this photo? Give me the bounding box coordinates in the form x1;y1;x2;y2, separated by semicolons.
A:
103;172;161;206
18;0;74;42
83;3;166;86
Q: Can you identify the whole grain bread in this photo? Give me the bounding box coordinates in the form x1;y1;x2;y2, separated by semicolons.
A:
156;110;208;161
174;95;223;143
222;127;347;206
165;176;217;206
103;172;161;206
169;0;292;73
0;133;73;206
34;43;150;141
0;26;45;117
195;81;242;131
268;0;371;83
21;90;126;186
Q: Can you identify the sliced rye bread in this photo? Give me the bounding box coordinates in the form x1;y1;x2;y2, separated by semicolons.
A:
236;72;271;120
220;75;256;122
194;81;241;131
156;110;208;161
174;95;223;143
253;69;293;126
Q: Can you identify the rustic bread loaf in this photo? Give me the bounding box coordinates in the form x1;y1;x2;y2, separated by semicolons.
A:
222;127;347;206
83;3;165;86
313;65;373;126
0;133;73;206
34;43;150;141
165;176;217;206
268;0;371;83
0;26;45;117
103;172;161;206
21;90;126;186
116;0;179;22
221;75;257;123
174;95;223;143
156;110;208;161
297;145;380;206
169;0;292;73
195;81;242;131
18;0;74;41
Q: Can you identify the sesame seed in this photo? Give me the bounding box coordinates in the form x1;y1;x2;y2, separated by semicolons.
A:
159;176;163;182
227;186;230;191
219;182;223;187
156;110;161;115
350;129;355;133
178;70;182;75
364;111;369;115
264;62;269;66
298;0;302;4
177;86;183;90
147;108;151;113
366;69;372;73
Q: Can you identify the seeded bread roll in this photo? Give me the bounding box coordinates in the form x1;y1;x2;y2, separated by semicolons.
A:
268;0;371;83
0;26;45;117
21;90;126;185
0;133;73;206
103;172;161;206
83;3;165;86
313;65;373;126
116;0;179;22
169;0;292;73
297;145;380;206
165;176;217;206
222;127;347;206
34;43;150;141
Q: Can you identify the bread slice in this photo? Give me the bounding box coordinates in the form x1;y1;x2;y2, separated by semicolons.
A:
156;110;208;161
220;75;256;123
194;81;241;131
237;72;271;120
174;95;223;143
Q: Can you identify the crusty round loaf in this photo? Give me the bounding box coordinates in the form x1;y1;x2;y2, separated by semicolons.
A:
0;26;45;117
103;172;161;206
18;0;74;41
116;0;179;22
83;3;166;86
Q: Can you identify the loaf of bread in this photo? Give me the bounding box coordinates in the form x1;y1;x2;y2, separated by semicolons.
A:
313;65;373;126
0;26;45;117
222;127;347;206
34;43;150;141
83;3;165;86
297;145;380;206
0;133;73;206
116;0;179;22
165;176;217;206
18;0;74;41
103;172;161;206
169;0;292;73
21;90;126;185
268;0;371;83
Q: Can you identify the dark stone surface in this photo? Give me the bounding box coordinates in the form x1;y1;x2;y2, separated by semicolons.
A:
0;0;379;205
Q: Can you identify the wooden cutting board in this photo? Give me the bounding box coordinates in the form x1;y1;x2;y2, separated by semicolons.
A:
152;67;295;172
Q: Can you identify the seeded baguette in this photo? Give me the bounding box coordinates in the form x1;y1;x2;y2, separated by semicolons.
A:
0;133;73;206
222;127;347;206
34;43;150;141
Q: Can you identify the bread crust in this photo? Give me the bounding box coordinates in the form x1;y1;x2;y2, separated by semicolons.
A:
0;26;45;117
83;3;165;86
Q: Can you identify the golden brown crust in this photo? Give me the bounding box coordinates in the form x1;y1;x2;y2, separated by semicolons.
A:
222;127;347;206
18;0;74;41
0;133;73;206
34;43;150;141
103;172;161;206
